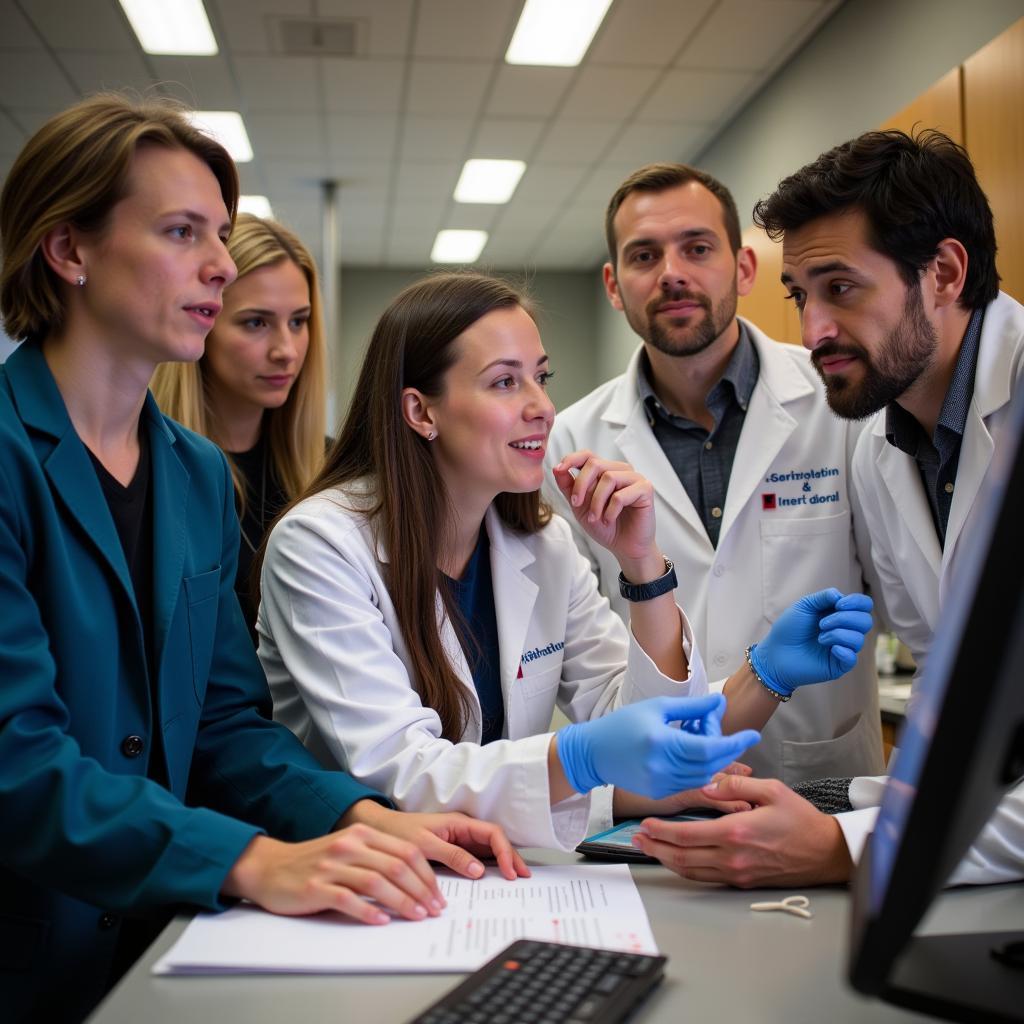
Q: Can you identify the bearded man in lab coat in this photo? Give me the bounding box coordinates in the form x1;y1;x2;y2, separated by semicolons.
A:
629;129;1024;888
546;163;884;787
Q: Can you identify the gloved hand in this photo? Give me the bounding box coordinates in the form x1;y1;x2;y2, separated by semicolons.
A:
750;588;874;698
556;694;760;799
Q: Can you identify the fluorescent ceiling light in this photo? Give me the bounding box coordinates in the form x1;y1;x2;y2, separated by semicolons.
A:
431;230;489;264
454;159;527;204
506;0;613;66
238;195;274;218
188;111;253;162
119;0;218;55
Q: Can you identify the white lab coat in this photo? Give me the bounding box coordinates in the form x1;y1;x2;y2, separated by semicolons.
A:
545;320;884;784
257;488;706;851
836;291;1024;885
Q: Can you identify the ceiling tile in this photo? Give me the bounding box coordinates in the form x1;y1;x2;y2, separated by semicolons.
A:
677;0;824;71
394;158;461;197
151;56;238;109
213;0;314;55
400;116;474;161
233;55;319;112
59;51;153;95
638;68;756;123
0;52;77;108
321;58;406;113
603;119;710;164
21;0;137;51
559;66;661;120
328;113;399;162
0;109;26;155
446;204;499;231
486;66;574;117
315;0;415;57
0;0;43;48
5;106;73;137
469;118;546;159
406;61;491;116
512;164;590;207
247;113;324;159
413;0;519;59
588;0;716;66
570;161;645;204
532;118;620;163
388;197;447;230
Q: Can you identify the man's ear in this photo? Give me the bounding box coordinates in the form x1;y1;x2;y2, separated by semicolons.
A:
401;387;437;439
736;244;757;298
39;223;89;286
602;262;624;311
930;237;969;309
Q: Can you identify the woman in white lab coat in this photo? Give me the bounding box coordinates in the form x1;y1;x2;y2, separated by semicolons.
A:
258;272;869;849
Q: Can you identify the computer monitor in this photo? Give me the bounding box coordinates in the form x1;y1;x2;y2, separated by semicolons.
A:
848;382;1024;1023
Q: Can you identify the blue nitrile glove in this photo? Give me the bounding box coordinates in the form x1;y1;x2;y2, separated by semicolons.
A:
555;694;760;798
749;588;874;698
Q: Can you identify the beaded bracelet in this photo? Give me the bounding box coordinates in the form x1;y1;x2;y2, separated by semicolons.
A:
744;644;791;702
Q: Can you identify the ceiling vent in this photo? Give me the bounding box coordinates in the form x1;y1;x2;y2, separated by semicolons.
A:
274;18;365;57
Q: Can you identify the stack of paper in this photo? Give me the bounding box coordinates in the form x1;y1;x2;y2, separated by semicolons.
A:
153;863;658;975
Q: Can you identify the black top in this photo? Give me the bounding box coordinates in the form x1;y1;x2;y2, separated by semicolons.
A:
230;433;287;641
637;322;759;548
443;528;504;744
86;431;164;786
884;306;984;547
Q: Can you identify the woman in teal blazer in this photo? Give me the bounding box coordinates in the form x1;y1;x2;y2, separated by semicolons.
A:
0;96;524;1023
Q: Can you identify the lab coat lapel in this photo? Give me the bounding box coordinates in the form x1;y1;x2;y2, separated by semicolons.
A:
604;350;707;543
146;396;190;691
873;420;943;578
5;342;138;613
485;507;539;717
718;328;810;544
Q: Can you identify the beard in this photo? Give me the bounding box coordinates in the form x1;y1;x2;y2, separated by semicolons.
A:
627;282;738;358
814;284;938;420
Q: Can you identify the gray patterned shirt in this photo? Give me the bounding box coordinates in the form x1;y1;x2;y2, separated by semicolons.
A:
636;323;759;547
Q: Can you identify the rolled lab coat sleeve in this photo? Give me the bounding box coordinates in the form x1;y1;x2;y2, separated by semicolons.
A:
836;776;1024;886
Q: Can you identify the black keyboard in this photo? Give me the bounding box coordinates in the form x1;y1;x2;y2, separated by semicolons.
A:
407;939;667;1024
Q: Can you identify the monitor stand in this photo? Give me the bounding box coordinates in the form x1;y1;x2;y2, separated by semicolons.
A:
882;930;1024;1023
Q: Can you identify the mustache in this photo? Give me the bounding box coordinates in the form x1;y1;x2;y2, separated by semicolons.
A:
647;289;711;316
812;342;866;364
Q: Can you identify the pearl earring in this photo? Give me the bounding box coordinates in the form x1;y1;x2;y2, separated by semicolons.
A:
76;275;86;286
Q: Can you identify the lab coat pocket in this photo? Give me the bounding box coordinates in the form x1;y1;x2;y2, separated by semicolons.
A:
760;510;854;622
779;710;883;784
519;664;562;700
184;567;221;705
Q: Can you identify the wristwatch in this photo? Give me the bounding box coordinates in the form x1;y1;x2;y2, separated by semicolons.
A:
618;557;677;602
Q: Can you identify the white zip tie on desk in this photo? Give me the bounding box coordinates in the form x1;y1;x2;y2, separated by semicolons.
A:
749;894;813;919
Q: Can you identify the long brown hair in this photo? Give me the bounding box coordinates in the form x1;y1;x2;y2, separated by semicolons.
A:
294;271;550;741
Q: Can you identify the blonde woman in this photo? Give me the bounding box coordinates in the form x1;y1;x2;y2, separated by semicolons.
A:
153;214;326;633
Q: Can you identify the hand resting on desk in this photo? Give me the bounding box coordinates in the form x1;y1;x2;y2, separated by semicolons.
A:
222;800;529;925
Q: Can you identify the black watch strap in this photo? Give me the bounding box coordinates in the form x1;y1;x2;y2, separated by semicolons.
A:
618;557;677;602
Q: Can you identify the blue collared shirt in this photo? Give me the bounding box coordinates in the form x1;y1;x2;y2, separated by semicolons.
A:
884;306;984;547
636;323;759;547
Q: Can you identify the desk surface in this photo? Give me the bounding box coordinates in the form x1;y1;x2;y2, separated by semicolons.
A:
87;851;1024;1024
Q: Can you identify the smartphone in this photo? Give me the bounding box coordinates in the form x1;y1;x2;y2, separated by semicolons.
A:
575;808;725;863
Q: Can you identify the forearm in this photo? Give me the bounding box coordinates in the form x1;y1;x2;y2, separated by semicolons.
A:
618;550;687;681
721;663;783;732
547;734;579;805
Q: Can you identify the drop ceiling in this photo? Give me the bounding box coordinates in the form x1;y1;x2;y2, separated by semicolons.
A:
0;0;842;271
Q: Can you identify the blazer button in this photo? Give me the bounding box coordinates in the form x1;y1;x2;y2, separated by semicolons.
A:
121;735;145;758
98;912;118;930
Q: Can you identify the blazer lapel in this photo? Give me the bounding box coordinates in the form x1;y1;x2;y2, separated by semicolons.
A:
146;396;190;681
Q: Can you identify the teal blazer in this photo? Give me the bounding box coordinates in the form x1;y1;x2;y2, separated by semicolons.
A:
0;342;383;1022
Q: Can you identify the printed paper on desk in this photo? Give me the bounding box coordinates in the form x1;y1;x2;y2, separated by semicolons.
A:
152;863;657;975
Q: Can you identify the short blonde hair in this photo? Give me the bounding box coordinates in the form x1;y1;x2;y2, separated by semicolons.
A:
0;93;238;343
152;214;327;506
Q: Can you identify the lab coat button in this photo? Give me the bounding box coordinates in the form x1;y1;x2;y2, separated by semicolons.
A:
713;565;724;577
121;734;145;758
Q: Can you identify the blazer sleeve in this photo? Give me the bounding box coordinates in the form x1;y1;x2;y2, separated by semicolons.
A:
184;449;387;840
